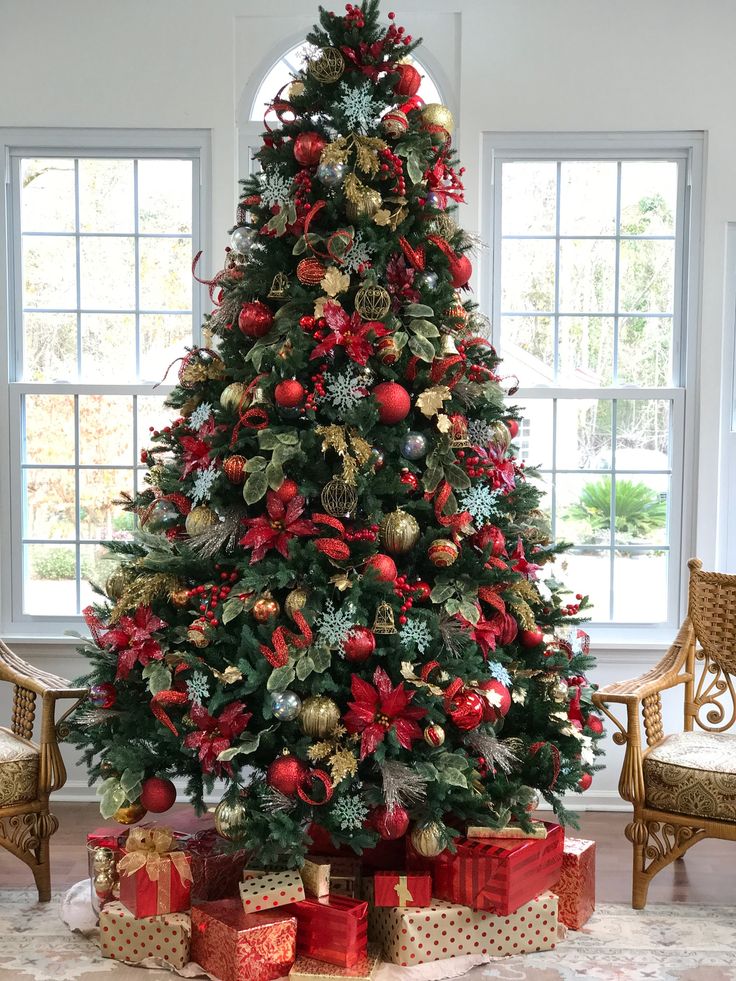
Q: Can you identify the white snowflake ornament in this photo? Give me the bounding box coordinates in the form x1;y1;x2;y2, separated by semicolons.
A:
341;233;373;274
332;795;369;831
189;402;213;432
321;367;368;416
400;618;433;654
338;82;381;131
186;671;210;706
459;484;502;523
191;464;219;505
316;599;355;650
257;167;293;209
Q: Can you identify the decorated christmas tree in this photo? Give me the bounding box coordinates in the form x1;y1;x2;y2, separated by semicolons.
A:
70;0;604;868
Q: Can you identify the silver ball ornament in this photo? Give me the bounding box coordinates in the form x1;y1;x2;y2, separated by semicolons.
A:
401;432;429;461
147;499;179;531
426;191;445;210
420;271;439;290
270;690;302;722
316;161;347;188
230;226;257;253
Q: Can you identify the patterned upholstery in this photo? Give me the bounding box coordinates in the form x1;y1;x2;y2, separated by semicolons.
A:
644;730;736;822
0;726;38;807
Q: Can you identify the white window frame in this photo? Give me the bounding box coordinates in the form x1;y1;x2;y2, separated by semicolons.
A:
0;128;211;640
480;132;704;646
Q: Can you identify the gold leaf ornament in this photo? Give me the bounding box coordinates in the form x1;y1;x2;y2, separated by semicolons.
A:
416;385;452;417
321;267;351;297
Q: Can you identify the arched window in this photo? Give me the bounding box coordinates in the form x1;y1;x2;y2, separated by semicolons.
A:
249;43;443;121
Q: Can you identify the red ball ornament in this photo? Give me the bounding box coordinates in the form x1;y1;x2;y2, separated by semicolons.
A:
365;553;397;582
373;382;411;424
520;627;545;648
376;335;400;366
400;469;419;492
586;715;604;735
473;524;506;557
413;581;431;602
446;690;485;731
578;772;593;792
496;612;519;646
448;252;473;289
140;776;177;813
238;301;274;338
223;455;247;484
507;419;520;439
89;682;117;709
267;753;308;796
293;131;326;167
343;626;376;663
274;379;306;408
372;804;410;840
476;680;512;723
274;479;299;503
392;63;421;98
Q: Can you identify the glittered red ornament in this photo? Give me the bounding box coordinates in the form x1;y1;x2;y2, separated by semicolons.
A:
476;679;512;723
365;553;397;582
392;63;421;98
238;301;274;338
586;715;604;735
446;689;484;731
274;379;306;408
376;335;400;365
448;252;472;289
473;524;506;557
413;581;431;602
275;478;299;503
89;682;117;709
507;419;520;439
520;627;545;648
297;257;327;286
343;625;376;663
373;381;411;424
578;772;593;791
267;753;308;796
372;804;410;840
223;455;247;484
293;131;326;167
400;469;419;492
140;776;177;813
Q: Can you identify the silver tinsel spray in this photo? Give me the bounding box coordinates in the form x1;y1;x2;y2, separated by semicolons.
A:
465;730;520;774
378;760;427;813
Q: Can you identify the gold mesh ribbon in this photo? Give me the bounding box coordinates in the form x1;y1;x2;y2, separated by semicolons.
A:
117;826;193;908
393;875;414;906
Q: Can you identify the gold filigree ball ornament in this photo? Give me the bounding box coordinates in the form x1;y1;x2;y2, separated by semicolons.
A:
410;821;446;858
299;695;341;738
423;723;446;747
354;284;391;320
223;455;247;484
428;538;459;567
321;478;358;518
220;382;247;413
380;510;420;555
106;565;132;601
308;47;345;83
252;594;280;623
112;801;148;825
297;257;327;285
214;796;249;841
420;103;455;140
185;506;219;537
285;586;310;619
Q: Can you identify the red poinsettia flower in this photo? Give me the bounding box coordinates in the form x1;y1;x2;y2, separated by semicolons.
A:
239;491;318;563
310;301;388;366
386;254;420;312
102;606;167;681
344;666;426;759
180;434;213;477
183;701;252;776
510;539;542;580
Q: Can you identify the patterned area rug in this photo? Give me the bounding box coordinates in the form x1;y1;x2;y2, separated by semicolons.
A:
0;889;735;981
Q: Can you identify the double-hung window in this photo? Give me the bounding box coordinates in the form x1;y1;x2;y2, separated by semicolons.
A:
1;129;208;636
484;133;702;640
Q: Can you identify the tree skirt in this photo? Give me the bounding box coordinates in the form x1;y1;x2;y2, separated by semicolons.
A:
0;885;734;981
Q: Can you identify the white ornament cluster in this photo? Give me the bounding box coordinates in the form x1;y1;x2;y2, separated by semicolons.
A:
459;484;503;523
191;464;219;505
257;167;294;209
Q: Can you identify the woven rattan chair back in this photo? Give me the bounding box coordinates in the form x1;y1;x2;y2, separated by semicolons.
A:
688;558;736;675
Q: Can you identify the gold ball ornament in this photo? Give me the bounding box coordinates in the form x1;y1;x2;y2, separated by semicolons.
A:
92;846;116;873
220;382;247;412
321;478;358;518
345;187;382;222
105;565;131;601
170;588;190;608
93;870;116;899
299;695;341;738
354;284;391;320
410;822;446;858
428;538;459;567
308;47;345;83
490;420;512;452
380;510;420;555
420;103;455;139
430;213;457;240
214;797;249;841
185;506;219;537
112;802;148;825
253;594;280;623
223;455;247;484
381;108;409;139
285;586;310;619
423;723;446;747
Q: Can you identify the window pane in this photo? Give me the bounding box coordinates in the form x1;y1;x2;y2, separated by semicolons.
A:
79;469;133;541
22;235;77;309
24;544;77;615
619;240;674;314
558;316;614;387
139;237;192;310
618;316;672;387
620;161;677;237
80;543;122;608
558;239;616;313
613;550;668;622
555;472;611;544
78;159;134;233
80;313;136;381
24;394;75;464
137;395;177;449
138;160;193;234
556;399;612;470
79;395;133;465
559;161;617;236
501;316;553;382
556;550;611;622
501;240;555;313
516;398;554;469
24;468;76;540
616;399;670;469
501;161;556;235
79;236;135;309
139;314;193;381
613;474;669;547
22;313;77;382
20;158;75;233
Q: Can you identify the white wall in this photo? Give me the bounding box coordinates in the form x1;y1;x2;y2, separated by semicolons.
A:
2;0;735;810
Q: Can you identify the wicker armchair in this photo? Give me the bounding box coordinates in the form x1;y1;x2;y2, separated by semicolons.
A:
0;639;87;900
593;558;736;908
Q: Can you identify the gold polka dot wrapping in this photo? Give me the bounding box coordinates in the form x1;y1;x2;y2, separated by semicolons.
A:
308;47;345;83
321;478;358;518
354;284;391;320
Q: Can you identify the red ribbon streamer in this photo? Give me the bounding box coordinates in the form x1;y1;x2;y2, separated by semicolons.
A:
231;373;270;447
312;513;346;534
151;689;189;736
259;610;313;669
430;353;466;389
303;200;328;256
192;252;227;304
430;480;473;542
297;768;334;806
314;538;351;561
154;347;221;390
530;741;561;789
399;237;426;271
83;606;107;647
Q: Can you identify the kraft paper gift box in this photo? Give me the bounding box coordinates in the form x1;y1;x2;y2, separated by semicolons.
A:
373;871;432;908
301;858;331;898
191;899;297;981
99;900;191;969
289;945;381;981
285;894;368;967
186;829;247;902
369;891;560;966
240;869;306;912
117;826;193;918
307;854;362;898
551;837;596;929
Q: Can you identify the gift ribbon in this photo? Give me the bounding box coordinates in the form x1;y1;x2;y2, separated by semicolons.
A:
259;609;312;668
230;372;270;446
429;480;473;542
393;875;414;907
118;826;192;914
151;689;189;735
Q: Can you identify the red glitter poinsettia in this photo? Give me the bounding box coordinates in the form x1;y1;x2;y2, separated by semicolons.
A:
510;539;543;580
310;300;389;365
344;666;426;759
183;701;252;776
386;254;420;312
239;491;318;563
180;435;212;477
102;606;167;681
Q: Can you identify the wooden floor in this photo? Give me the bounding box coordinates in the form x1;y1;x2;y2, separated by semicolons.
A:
2;803;736;905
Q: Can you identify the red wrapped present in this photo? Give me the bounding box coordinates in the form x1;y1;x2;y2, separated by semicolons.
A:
551;837;595;929
87;826;129;850
373;871;431;908
434;821;564;916
187;829;247;902
118;826;192;917
99;900;191;968
285;894;368;967
191;899;296;981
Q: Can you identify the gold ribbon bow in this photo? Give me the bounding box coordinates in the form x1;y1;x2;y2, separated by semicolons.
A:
117;826;193;886
393;875;414;907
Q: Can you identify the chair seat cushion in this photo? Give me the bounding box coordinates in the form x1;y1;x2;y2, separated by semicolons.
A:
644;730;736;822
0;727;39;807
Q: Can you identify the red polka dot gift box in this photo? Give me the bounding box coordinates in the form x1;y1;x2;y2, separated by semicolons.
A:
99;900;191;969
550;837;596;930
191;899;297;981
240;868;306;912
368;892;560;967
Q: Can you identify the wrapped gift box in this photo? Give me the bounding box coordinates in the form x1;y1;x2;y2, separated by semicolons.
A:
373;871;431;908
551;837;595;930
99;900;190;969
118;827;193;918
191;899;297;981
307;854;362;898
433;821;564;916
285;894;368;967
289;945;381;981
87;828;128;912
186;830;247;903
240;869;305;912
301;859;331;898
369;892;559;966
